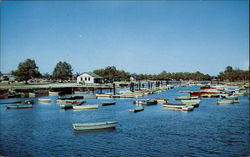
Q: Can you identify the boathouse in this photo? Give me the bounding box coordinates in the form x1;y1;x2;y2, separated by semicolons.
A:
77;72;103;84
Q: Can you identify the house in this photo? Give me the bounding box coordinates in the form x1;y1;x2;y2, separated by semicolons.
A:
77;72;103;84
130;76;136;82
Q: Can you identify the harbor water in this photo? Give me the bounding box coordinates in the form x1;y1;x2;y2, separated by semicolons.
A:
0;86;249;157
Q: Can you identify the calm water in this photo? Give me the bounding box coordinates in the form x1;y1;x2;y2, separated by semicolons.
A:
0;86;249;157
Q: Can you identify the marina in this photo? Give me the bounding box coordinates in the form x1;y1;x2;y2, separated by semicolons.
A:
0;83;249;156
0;1;249;156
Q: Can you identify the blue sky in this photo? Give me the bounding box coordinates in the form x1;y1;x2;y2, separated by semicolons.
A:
1;1;249;76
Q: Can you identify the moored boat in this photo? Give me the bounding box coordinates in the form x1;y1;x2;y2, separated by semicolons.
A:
96;93;112;98
102;101;116;106
6;104;33;109
60;103;73;109
134;99;157;105
129;106;144;113
73;104;99;110
24;100;35;104
0;101;22;104
181;99;200;104
216;99;234;104
162;103;193;111
154;98;168;103
181;105;194;112
29;92;39;97
175;96;198;100
57;99;85;105
189;89;223;97
220;94;238;100
49;91;60;96
72;121;118;131
58;96;84;100
38;98;52;103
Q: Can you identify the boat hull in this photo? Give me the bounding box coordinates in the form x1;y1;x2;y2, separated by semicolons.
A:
6;104;33;109
72;121;118;131
73;105;98;110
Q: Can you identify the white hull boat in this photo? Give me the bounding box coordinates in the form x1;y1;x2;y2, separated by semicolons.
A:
163;103;194;112
216;99;234;104
38;98;51;103
73;105;98;110
181;99;200;104
72;121;118;131
49;91;60;96
175;96;198;100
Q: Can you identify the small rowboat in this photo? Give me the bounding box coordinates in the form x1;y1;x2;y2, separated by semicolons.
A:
216;99;234;104
175;96;199;100
102;101;116;106
96;93;112;98
57;100;85;104
58;96;84;100
73;105;98;110
0;101;22;104
134;99;157;105
181;99;200;104
49;91;60;96
129;106;144;113
6;104;33;109
24;100;35;104
72;121;118;131
38;98;51;103
163;103;194;112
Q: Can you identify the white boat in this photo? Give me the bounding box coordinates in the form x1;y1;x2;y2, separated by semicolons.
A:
181;99;200;104
183;102;199;108
134;99;157;105
72;121;118;131
216;99;234;104
29;92;39;97
175;96;198;100
49;91;60;96
73;104;98;110
96;93;112;98
57;100;85;105
220;94;238;100
233;99;240;103
163;103;191;111
38;98;51;103
181;105;194;112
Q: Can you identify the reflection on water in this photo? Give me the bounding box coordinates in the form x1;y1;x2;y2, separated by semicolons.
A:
0;86;249;157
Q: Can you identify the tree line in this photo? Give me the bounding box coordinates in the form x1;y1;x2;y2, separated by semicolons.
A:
217;66;249;82
7;58;249;84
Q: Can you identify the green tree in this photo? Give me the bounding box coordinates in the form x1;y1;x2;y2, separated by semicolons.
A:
93;66;130;82
12;58;41;84
52;61;73;80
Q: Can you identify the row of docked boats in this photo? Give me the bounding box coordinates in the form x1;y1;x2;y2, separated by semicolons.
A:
57;96;116;110
96;85;176;99
183;84;248;98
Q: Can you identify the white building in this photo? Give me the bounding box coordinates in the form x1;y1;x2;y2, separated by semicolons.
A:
77;72;103;84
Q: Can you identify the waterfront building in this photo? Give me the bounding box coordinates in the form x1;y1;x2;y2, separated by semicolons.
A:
76;72;103;84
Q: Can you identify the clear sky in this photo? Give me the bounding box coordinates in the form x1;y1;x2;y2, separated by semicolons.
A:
0;1;249;76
